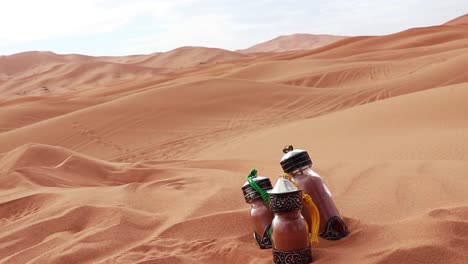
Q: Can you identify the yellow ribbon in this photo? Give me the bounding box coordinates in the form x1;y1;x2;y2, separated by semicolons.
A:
282;173;320;244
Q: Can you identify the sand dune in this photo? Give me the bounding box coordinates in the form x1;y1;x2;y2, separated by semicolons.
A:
0;51;91;76
238;34;348;53
0;47;250;102
0;61;165;99
444;14;468;25
268;21;468;62
135;46;249;68
196;83;468;161
1;14;468;264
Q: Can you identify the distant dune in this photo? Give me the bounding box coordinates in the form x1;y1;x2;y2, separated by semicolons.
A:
0;47;252;100
135;46;249;68
0;13;467;264
444;13;468;25
237;33;348;53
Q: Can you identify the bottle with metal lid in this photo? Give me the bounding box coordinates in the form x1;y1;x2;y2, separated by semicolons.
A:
280;145;349;241
242;169;274;249
269;176;312;264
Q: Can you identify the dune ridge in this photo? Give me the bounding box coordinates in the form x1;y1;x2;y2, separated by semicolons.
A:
238;34;348;53
1;13;468;264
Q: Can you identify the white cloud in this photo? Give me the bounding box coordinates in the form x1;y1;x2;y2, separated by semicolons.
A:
0;0;194;43
0;0;467;55
311;0;468;35
1;1;113;42
118;13;257;54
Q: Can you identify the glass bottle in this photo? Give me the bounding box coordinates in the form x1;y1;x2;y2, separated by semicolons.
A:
269;177;312;263
242;169;274;249
280;145;349;241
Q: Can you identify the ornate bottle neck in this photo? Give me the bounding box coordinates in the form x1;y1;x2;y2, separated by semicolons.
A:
275;211;303;220
251;198;267;208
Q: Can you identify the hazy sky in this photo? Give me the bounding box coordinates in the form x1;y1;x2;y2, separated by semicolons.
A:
0;0;467;56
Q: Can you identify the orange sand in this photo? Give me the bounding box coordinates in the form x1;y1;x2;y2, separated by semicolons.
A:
0;14;468;264
237;34;347;53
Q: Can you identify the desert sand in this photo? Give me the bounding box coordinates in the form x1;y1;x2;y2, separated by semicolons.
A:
237;34;347;53
0;14;468;264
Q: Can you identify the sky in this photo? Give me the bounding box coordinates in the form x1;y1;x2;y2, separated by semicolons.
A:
0;0;467;56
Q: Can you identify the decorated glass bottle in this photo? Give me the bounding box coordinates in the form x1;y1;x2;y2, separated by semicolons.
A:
269;176;312;264
280;145;349;240
241;169;274;249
